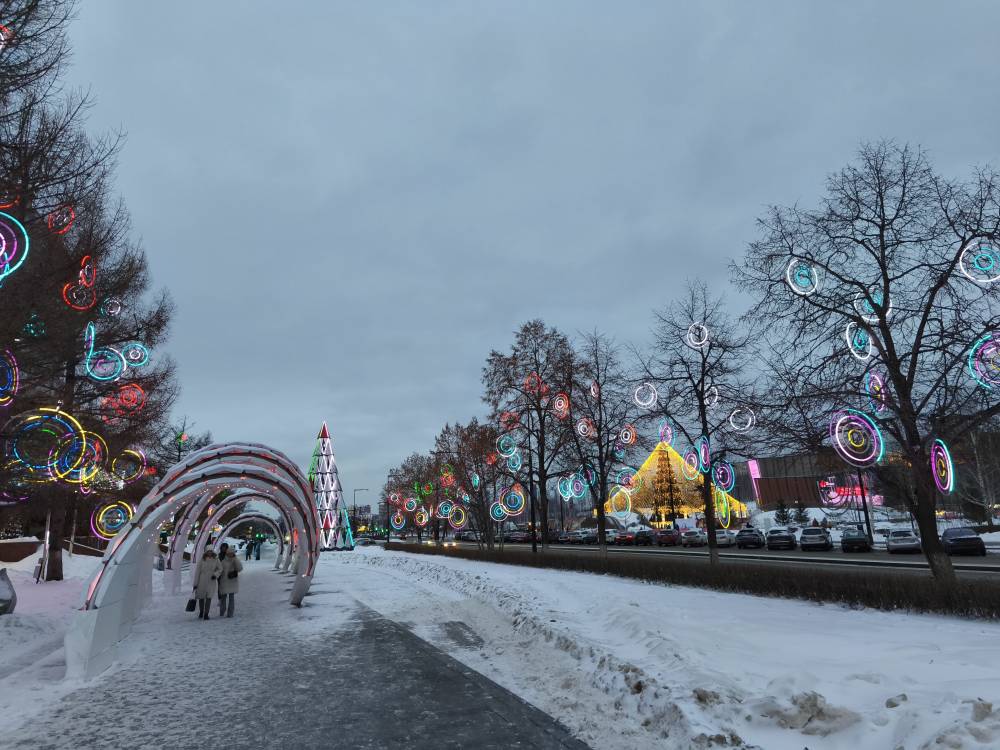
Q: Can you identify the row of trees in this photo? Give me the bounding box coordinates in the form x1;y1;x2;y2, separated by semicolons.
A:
387;142;1000;585
0;1;200;578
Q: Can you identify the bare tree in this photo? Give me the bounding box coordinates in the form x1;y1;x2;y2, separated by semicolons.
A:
735;142;1000;583
483;320;574;547
635;281;755;564
566;330;642;550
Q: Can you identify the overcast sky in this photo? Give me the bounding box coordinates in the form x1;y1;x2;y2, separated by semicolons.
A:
66;1;1000;502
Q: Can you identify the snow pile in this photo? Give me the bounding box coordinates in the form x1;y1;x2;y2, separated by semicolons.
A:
325;547;1000;750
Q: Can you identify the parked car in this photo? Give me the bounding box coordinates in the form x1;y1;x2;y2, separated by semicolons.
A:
581;528;599;544
840;527;872;552
655;528;682;547
565;530;586;544
766;527;797;550
941;527;987;556
354;536;374;546
616;530;636;545
681;529;708;547
886;529;922;554
799;527;834;551
507;530;531;543
713;529;737;547
556;531;574;544
604;529;620;544
633;529;656;546
735;528;765;549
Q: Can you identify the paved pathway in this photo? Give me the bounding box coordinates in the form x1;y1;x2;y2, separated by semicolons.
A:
6;562;587;750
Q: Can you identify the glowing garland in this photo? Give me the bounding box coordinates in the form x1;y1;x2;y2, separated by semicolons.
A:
930;438;955;494
0;211;30;284
829;409;884;467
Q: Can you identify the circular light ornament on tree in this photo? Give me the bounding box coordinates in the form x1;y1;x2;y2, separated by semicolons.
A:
0;350;18;407
436;500;453;519
414;509;429;527
686;322;710;350
618;424;637;446
390;511;406;531
576;417;595;440
448;505;467;529
502;484;526;515
496;434;518;458
5;407;87;482
551;392;570;420
91;501;134;540
490;501;509;522
968;333;1000;390
111;448;146;483
785;257;820;296
829;409;884;467
47;204;75;235
864;370;889;414
616;467;638;489
0;210;30;284
713;488;731;529
633;382;658;409
681;448;700;481
658;418;674;445
728;407;756;433
844;323;873;361
99;296;123;318
853;289;890;323
471;473;481;490
695;435;711;473
570;473;587;498
712;461;736;493
404;497;418;512
959;240;1000;284
608;485;632;517
930;438;955;495
389;492;402;507
557;476;573;499
506;450;522;472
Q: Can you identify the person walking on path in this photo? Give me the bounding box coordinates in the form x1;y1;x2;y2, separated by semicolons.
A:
218;547;243;618
193;549;222;620
244;540;253;561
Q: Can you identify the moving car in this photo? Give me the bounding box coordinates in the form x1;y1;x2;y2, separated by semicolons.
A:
840;528;872;552
766;527;797;550
941;527;987;556
655;528;682;547
886;529;922;554
714;529;737;547
735;528;765;549
681;529;708;547
633;529;656;546
799;527;834;551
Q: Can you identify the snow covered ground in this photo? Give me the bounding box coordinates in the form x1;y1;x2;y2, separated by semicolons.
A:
326;547;1000;750
3;544;999;749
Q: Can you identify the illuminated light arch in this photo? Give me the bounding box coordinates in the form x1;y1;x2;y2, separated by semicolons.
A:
65;442;318;678
213;512;285;557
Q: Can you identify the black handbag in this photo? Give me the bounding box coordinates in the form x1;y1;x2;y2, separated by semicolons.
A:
227;570;238;579
185;597;197;612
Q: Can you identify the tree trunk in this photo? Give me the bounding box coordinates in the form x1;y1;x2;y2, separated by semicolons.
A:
911;463;956;585
702;476;719;566
45;494;67;581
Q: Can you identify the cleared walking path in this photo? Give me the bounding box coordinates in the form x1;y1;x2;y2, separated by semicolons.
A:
5;558;587;750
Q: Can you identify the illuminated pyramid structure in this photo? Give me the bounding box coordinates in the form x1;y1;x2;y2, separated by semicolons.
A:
311;422;353;551
613;441;748;528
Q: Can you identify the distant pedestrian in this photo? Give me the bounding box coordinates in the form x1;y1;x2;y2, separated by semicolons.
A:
245;540;253;561
218;548;243;617
193;550;222;620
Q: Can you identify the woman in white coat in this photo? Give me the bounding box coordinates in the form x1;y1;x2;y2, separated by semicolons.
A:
193;549;222;620
217;547;243;617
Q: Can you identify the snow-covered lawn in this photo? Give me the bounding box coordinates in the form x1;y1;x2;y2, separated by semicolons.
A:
327;547;1000;750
